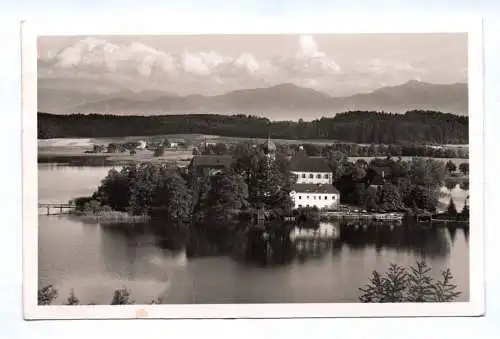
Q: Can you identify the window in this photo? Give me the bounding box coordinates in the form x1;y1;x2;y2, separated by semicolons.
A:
309;173;314;179
307;196;310;199
298;196;302;200
324;174;330;179
313;196;316;200
298;204;303;208
302;173;306;178
325;196;328;200
332;195;336;200
316;174;321;179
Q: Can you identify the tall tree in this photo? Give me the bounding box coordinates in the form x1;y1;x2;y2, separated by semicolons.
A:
459;162;469;175
445;160;457;173
446;198;458;218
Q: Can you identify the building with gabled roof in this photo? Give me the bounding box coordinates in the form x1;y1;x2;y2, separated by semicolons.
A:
289;183;340;209
290;148;332;185
189;155;234;177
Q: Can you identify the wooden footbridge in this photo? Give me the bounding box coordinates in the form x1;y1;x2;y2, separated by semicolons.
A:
38;203;75;216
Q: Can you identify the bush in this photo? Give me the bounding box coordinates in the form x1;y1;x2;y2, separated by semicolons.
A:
111;288;134;305
38;285;58;305
154;146;165;157
359;261;461;302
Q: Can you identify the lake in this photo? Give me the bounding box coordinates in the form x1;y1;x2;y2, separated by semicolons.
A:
38;164;470;304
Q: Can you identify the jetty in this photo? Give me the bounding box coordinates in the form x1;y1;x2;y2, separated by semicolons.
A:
38;203;74;216
320;211;405;223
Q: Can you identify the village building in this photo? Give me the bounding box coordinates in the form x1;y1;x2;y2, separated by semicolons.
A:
288;147;340;210
189;155;234;178
290;183;340;209
136;140;147;150
365;166;392;188
290;148;332;185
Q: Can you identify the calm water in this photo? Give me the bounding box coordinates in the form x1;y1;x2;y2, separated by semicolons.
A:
38;164;469;304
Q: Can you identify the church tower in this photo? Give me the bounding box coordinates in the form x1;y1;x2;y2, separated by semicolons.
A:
262;135;277;161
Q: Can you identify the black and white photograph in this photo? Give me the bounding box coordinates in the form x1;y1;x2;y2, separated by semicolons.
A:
21;19;484;319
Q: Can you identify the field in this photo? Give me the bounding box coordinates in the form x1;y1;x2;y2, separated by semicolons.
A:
38;134;469;168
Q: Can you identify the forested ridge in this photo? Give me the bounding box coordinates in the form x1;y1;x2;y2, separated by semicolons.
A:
38;110;468;144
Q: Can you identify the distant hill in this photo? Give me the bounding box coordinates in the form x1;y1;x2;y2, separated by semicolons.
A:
38;110;469;145
38;81;468;119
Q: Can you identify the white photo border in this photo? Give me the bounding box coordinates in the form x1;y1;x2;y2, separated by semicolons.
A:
22;16;485;320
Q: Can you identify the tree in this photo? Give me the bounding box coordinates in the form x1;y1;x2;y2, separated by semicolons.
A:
326;150;350;183
65;289;80;305
107;143;119;153
38;285;58;305
406;185;438;212
214;142;229;155
378;183;405;211
232;142;293;210
94;167;136;212
410;157;446;188
151;168;193;222
364;187;379;211
459;203;470;220
445;160;457;173
302;143;322;156
446;198;458;218
459;162;469;175
197;172;249;226
359;261;461;302
154;146;165;157
111;288;134;305
93;144;104;153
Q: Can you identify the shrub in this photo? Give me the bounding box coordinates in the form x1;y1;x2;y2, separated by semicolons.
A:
38;285;58;305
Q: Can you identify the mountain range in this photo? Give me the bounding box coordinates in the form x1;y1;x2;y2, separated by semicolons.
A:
38;80;468;120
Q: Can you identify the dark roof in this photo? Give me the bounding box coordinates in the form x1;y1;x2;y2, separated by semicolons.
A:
292;183;340;194
191;155;234;168
372;166;393;177
290;152;331;172
369;174;385;186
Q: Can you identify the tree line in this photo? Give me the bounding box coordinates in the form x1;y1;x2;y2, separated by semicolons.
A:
74;142;295;256
201;141;468;159
38;110;468;144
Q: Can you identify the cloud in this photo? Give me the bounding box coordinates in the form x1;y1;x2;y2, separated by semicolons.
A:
39;36;346;95
299;35;321;58
234;53;260;73
296;35;340;73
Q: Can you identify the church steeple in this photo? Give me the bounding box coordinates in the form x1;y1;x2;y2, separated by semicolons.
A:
262;134;276;160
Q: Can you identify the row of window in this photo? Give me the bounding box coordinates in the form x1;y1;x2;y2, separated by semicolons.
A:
297;195;336;200
297;173;330;179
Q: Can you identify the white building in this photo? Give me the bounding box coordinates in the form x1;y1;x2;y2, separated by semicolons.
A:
290;183;340;210
288;148;340;210
137;140;147;150
290;149;332;185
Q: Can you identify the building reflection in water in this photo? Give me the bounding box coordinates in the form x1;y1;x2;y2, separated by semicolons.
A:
292;220;465;263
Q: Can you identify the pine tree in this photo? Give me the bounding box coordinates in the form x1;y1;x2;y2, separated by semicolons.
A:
359;261;461;303
65;289;80;305
110;288;134;305
447;198;458;218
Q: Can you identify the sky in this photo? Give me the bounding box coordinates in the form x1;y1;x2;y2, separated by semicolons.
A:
38;33;468;97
